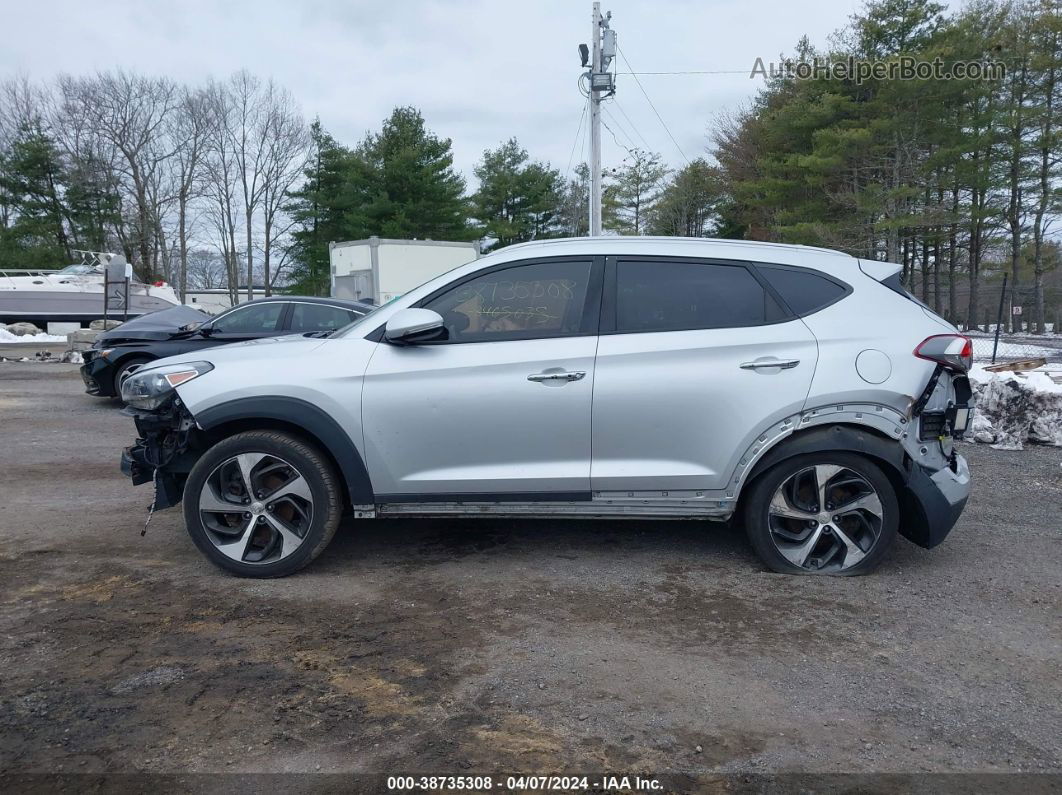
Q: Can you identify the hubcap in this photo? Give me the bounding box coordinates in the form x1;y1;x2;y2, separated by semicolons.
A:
767;464;883;573
198;452;314;565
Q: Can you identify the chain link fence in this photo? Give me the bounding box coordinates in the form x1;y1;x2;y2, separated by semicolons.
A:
965;328;1062;364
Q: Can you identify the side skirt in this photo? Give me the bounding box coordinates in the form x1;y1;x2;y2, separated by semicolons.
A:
376;500;733;519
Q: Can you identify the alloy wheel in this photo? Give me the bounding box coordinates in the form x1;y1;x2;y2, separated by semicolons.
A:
767;464;884;572
198;452;314;565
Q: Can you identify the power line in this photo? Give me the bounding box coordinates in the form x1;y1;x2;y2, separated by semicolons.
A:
565;96;589;179
601;104;638;152
610;96;653;153
616;69;749;75
617;45;690;165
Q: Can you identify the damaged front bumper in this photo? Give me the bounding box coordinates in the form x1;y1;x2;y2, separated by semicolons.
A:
121;398;202;510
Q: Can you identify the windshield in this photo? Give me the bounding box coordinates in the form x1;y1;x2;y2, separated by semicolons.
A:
57;263;100;275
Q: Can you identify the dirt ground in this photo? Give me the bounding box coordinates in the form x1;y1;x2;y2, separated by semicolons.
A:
1;358;1060;790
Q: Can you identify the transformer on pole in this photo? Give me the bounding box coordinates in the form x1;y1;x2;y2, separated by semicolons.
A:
581;2;615;236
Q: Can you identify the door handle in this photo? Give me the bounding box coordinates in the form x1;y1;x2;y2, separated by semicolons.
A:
527;371;586;383
740;359;800;370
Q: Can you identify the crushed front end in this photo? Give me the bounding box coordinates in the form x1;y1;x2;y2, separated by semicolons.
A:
121;397;205;509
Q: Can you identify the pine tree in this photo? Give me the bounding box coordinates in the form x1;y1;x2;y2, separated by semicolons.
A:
648;159;722;237
285;120;354;295
346;107;472;241
470;138;563;251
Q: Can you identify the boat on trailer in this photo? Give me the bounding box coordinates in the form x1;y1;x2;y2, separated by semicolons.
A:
0;251;180;329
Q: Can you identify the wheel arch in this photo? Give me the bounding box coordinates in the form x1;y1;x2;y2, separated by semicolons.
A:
738;423;908;509
192;397;374;508
736;422;936;548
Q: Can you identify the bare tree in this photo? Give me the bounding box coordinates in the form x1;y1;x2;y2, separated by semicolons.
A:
223;71;269;300
164;87;215;300
56;71;179;280
257;84;309;294
185;248;228;290
204;79;242;303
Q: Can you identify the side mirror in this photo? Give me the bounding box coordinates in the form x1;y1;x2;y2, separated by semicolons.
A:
384;308;446;344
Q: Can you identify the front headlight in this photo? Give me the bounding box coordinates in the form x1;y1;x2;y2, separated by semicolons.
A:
121;361;213;410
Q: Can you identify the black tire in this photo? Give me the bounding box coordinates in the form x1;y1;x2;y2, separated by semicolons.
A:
112;356;154;398
182;430;342;578
742;451;898;576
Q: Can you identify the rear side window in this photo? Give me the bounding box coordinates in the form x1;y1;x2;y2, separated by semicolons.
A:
616;259;786;333
290;302;357;332
756;265;849;317
881;271;930;309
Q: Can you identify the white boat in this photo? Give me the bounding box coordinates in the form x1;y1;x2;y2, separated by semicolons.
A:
0;251;180;328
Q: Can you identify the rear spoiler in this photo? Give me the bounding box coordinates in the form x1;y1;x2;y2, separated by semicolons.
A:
857;259;902;282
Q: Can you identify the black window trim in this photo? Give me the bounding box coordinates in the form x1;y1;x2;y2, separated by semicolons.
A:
603;255;796;336
366;255;605;345
752;261;853;318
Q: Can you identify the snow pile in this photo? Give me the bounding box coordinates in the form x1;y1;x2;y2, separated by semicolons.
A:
0;327;68;343
967;366;1062;449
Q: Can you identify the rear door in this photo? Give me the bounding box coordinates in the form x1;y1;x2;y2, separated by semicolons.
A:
590;256;818;493
288;301;362;333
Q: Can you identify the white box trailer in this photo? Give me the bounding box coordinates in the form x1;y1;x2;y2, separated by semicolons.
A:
330;237;480;305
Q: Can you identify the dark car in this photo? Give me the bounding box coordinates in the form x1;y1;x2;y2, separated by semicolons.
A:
81;296;373;398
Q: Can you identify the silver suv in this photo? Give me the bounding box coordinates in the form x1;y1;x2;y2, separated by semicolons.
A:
120;238;973;578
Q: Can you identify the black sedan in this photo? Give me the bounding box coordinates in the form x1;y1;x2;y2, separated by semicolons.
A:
81;296;374;398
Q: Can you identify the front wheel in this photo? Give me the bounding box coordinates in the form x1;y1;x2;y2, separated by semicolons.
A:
743;452;899;576
113;356;153;397
182;430;342;577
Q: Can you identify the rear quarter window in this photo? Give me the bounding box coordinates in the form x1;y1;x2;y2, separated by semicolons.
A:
756;265;850;317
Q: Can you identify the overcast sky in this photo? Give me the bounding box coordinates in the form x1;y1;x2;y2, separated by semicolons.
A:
4;0;873;183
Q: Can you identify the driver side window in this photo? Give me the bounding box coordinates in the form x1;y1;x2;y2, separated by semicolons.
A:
212;302;285;334
422;259;592;343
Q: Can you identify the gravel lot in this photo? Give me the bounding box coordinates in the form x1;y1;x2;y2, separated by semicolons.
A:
1;358;1060;789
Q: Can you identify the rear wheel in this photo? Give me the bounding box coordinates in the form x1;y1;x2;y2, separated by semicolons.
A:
182;431;342;577
743;452;898;575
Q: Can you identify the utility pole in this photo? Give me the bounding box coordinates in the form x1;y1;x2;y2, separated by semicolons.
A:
581;2;615;236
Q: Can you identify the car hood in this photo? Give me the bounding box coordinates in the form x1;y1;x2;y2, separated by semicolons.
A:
149;333;327;369
98;305;210;343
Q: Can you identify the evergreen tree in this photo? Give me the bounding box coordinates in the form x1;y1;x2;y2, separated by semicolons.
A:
603;148;668;235
556;163;591;237
470;138;563;250
286;120;354;295
0;126;71;268
648;159;723;237
346;107;472;241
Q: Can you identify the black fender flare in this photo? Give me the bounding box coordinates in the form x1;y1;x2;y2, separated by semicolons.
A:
193;396;375;505
741;423;946;549
744;424;907;486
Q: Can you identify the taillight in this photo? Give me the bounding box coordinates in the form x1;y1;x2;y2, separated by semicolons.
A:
914;334;972;371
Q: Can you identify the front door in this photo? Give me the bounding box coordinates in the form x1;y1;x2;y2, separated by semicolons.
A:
362;257;602;498
591;257;818;493
202;301;289;344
